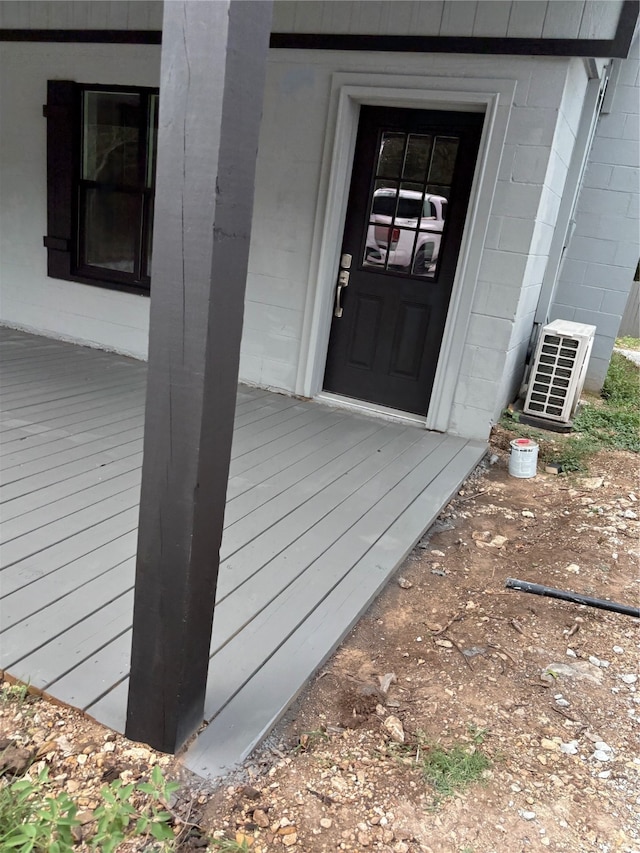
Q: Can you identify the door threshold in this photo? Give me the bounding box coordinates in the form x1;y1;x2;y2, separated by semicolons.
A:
315;391;427;428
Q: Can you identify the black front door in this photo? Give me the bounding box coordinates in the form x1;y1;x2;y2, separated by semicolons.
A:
323;106;483;416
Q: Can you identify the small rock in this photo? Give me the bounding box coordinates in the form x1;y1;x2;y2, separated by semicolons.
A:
397;577;413;589
566;649;577;658
282;832;298;847
378;673;397;694
0;743;33;777
252;809;269;828
541;738;559;751
621;674;637;684
560;741;579;755
522;510;535;518
393;843;409;853
589;656;602;667
383;715;405;744
240;785;261;800
613;646;624;654
565;563;580;574
593;750;611;762
320;818;332;829
541;661;603;684
435;639;453;648
519;810;537;821
597;770;612;779
623;509;638;519
577;476;604;490
594;741;612;753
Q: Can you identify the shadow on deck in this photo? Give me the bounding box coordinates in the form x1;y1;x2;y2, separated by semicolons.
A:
0;327;486;777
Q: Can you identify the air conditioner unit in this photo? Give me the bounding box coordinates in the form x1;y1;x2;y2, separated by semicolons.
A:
523;319;596;424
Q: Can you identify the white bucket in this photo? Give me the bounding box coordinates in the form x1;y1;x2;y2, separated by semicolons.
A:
509;438;539;478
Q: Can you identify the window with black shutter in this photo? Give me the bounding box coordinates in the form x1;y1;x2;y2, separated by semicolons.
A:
44;80;158;295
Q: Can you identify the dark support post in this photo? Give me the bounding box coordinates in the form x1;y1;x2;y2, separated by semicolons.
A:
126;0;273;753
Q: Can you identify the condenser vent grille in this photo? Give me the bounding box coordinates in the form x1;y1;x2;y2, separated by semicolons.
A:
524;321;596;423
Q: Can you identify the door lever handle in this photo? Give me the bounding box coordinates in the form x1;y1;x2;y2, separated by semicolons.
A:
334;270;349;318
334;282;345;318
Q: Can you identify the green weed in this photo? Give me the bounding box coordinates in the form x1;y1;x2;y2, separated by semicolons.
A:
616;335;640;351
420;743;491;800
91;765;179;852
0;763;180;853
0;682;31;705
0;767;79;853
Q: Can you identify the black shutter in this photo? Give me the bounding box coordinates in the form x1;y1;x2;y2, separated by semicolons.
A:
44;80;78;279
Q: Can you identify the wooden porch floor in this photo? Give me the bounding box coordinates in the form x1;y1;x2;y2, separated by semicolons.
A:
0;327;486;777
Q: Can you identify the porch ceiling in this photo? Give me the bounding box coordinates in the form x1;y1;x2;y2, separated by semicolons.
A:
0;327;485;777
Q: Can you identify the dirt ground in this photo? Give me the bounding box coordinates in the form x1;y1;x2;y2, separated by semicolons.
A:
1;426;639;853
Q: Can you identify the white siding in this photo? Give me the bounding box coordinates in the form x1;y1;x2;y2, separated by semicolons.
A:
272;1;623;40
0;1;163;30
550;34;640;390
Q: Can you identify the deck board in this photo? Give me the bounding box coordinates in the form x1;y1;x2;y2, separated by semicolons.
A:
0;328;486;777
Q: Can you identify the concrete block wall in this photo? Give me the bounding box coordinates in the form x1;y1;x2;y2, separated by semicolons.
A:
550;33;640;389
451;58;587;435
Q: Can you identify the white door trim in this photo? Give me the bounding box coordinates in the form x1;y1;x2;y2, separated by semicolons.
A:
295;72;515;432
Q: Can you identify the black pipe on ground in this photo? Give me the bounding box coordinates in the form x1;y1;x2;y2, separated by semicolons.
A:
505;578;640;618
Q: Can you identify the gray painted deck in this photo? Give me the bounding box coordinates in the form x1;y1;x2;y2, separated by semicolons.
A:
0;327;486;777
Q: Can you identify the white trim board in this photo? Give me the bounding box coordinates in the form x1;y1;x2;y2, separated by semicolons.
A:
296;73;516;434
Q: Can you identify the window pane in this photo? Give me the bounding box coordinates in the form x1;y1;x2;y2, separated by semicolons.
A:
376;133;405;179
83;91;141;185
428;137;459;186
402;134;432;183
83;188;141;273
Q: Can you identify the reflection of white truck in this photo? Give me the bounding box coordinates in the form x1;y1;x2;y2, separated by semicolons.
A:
365;188;447;275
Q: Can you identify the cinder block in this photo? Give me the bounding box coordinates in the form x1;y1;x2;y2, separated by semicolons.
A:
506;107;558;147
608;165;640;192
614;241;640;269
596;112;628;140
492;181;542;218
537;185;562;226
467;314;513;349
572;309;621;337
559;258;587;285
583;162;613;189
530;221;555;256
497;217;536;253
484;215;502;249
498;144;517;181
568;236;617;265
589;137;639;168
473;282;520;320
600;289;633;316
478;249;528;285
611;84;640;116
623;113;639;141
527;64;569;107
583;263;636;290
553;282;605;312
512;146;549;184
578;187;633;216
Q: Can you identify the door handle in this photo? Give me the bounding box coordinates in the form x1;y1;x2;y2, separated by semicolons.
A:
334;270;349;318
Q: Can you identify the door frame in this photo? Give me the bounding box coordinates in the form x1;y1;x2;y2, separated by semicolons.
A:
296;72;516;432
